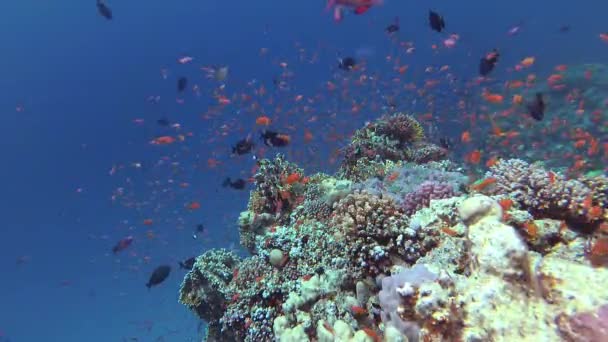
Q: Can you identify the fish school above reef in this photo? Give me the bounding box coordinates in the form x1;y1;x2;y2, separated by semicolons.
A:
178;113;608;341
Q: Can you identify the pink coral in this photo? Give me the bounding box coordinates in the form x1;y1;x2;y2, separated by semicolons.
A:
402;181;456;215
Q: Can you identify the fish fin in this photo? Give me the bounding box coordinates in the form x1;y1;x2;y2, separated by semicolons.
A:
354;5;371;15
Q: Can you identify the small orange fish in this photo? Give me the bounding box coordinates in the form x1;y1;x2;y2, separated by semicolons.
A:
484;93;504;104
555;65;567;72
599;33;608;43
499;198;513;211
284;173;301;185
467;150;482;164
143;219;154;225
151;136;175;145
303;129;313;143
187;201;201;210
520;57;535;67
508;80;524;89
255;115;271;126
512;94;523;105
470;177;496;191
351;305;368;317
486;156;499;167
461;131;472;143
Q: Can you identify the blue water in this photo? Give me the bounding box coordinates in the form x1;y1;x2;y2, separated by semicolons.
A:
1;0;607;341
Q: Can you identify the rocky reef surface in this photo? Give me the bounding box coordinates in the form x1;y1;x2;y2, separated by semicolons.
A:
178;113;608;341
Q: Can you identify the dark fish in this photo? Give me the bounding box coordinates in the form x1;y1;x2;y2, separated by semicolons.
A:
338;57;357;71
527;92;545;121
179;257;196;270
196;224;205;233
429;10;445;32
177;77;188;92
146;265;171;289
386;17;399;33
479;49;500;76
96;0;112;20
157;118;170;126
112;236;133;254
558;25;571;33
192;224;205;240
232;138;255;155
222;177;247;190
260;130;290;147
439;137;453;150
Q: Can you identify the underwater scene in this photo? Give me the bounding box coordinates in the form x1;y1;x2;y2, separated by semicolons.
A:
2;0;608;341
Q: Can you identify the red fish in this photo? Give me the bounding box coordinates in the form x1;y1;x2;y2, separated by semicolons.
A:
326;0;382;21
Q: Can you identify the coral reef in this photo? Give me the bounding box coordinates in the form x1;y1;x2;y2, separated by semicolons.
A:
179;117;608;342
483;158;607;226
338;113;447;181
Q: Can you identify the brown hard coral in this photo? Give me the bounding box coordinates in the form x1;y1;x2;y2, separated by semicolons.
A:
338;113;447;181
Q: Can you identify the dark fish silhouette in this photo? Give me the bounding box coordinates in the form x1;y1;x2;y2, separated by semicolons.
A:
260;130;290;147
179;257;196;270
527;93;545;121
558;25;571;33
479;49;500;76
338;57;357;71
386;17;399;33
146;265;171;289
222;177;247;190
177;77;188;92
192;224;205;240
232;137;254;155
157;118;170;126
429;10;445;32
96;0;112;20
112;236;133;254
439;137;453;150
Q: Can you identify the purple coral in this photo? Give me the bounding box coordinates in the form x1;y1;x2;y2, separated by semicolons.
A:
557;304;608;341
402;181;457;215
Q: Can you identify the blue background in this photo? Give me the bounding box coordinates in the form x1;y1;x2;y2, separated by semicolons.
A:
1;0;607;340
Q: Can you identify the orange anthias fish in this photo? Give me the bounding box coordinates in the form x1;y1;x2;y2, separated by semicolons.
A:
467;150;482;164
255;115;271;126
151;136;175;145
284;173;301;185
461;131;472;143
484;93;504;104
187;201;201;210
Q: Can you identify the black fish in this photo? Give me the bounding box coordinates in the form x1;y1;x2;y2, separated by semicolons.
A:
527;92;545;121
429;10;445;32
260;130;290;147
179;257;196;270
157;118;170;126
439;137;453;150
96;0;112;20
196;224;205;233
146;265;171;289
232;138;255;155
479;49;500;76
386;17;399;33
222;177;247;190
558;25;571;33
338;57;357;71
177;77;188;92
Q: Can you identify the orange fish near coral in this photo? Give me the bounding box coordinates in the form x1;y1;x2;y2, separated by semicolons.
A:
284;173;301;185
461;131;472;143
467;150;482;164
